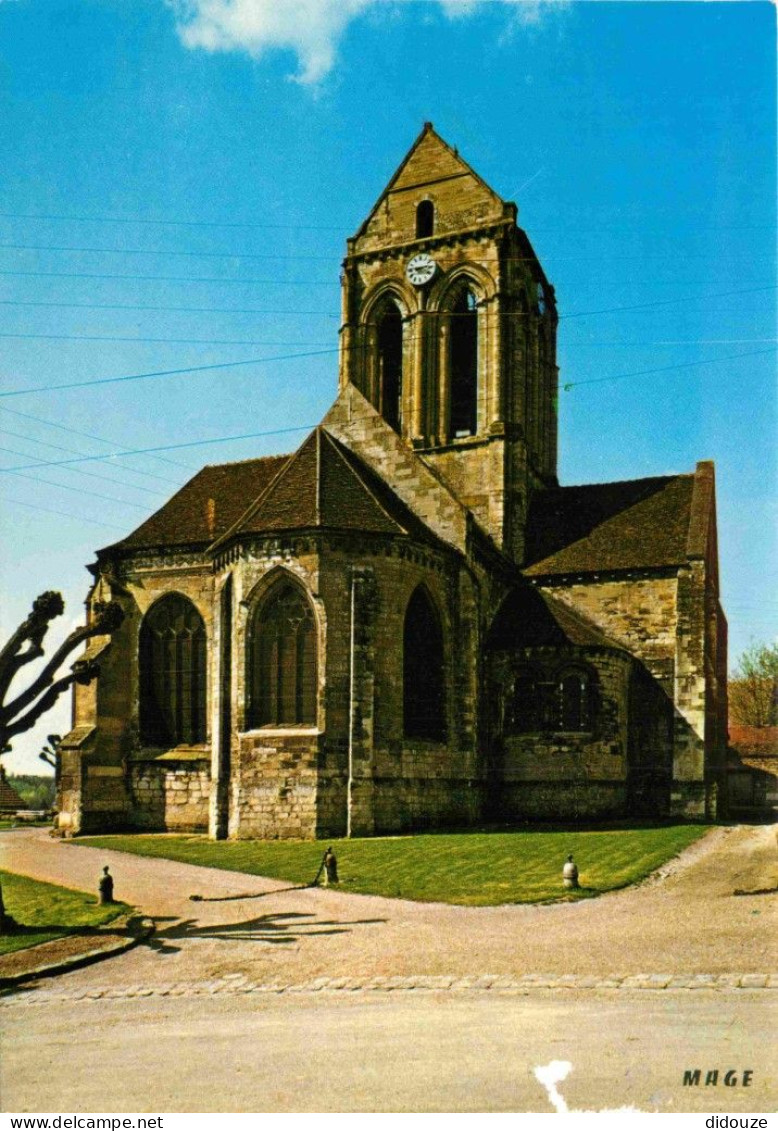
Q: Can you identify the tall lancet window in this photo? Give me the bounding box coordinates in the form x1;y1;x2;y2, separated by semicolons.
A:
139;594;207;747
403;587;446;741
450;288;478;437
376;300;404;432
247;582;317;728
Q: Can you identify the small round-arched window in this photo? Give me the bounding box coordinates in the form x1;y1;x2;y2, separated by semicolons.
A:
416;199;434;239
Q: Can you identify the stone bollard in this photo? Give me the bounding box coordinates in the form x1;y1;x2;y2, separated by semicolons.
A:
562;854;579;890
99;865;114;904
323;848;339;886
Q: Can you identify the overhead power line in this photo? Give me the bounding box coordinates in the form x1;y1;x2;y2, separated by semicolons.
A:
0;444;170;496
0;404;200;472
3;468;153;509
1;424;315;473
1;240;772;263
0;331;332;348
1;496;128;532
0;207;772;233
3;339;773;472
0;427;185;487
0;269;337;286
563;347;777;389
0;347;340;399
1;280;775;402
0;298;339;318
0;241;338;262
0;210;346;231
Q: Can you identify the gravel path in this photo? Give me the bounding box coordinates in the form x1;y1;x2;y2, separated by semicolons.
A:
1;823;775;993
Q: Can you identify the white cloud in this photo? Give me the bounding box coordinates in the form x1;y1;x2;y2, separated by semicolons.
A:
169;0;569;85
168;0;372;85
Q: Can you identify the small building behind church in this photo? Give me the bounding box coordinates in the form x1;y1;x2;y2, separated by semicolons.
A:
56;125;727;839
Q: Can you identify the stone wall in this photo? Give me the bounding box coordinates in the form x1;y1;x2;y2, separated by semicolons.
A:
489;647;632;821
540;576;678;691
128;758;210;831
231;731;321;839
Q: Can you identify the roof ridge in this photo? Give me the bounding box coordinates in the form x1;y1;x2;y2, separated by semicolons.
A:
321;430;410;534
209;430;316;552
352;122;505;242
552;472;690;492
202;452;290;471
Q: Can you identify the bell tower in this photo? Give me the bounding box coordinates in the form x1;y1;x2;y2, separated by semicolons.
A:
339;123;558;564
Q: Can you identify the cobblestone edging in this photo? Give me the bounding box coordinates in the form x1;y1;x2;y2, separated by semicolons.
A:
3;971;777;1005
0;916;155;989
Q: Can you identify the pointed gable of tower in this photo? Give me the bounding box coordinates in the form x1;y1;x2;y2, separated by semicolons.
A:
352;122;509;254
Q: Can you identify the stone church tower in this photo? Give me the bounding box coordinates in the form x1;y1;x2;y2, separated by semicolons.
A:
56;125;727;840
339;123;558;563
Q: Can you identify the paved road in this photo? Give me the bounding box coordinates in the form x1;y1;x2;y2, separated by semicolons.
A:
1;823;775;1113
2;990;774;1113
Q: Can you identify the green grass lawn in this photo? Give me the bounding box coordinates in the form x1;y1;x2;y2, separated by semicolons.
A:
77;825;707;906
0;871;127;956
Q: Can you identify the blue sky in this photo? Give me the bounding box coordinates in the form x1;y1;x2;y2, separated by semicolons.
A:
0;0;775;773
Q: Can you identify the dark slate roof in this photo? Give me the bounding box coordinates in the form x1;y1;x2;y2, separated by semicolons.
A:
213;427;440;549
102;454;290;554
486;583;625;652
524;473;697;577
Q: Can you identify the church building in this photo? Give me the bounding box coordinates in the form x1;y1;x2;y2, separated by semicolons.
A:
57;124;728;838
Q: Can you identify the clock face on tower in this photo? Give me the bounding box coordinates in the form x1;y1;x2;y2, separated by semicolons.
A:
406;253;437;287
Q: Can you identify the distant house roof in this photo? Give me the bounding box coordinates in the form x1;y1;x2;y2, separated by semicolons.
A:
0;768;25;814
728;726;778;759
524;472;700;577
101;454;290;554
486;582;626;653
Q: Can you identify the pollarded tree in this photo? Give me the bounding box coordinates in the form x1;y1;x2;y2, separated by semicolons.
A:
0;592;123;930
729;641;778;728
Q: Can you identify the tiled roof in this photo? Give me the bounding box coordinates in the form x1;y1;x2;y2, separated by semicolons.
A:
728;725;778;758
102;454;290;554
486;583;625;652
0;770;25;814
524;473;697;577
214;427;439;548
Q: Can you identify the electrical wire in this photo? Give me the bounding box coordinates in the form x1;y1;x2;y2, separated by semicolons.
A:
0;404;199;472
0;347;340;399
0;427;184;487
1;424;315;473
0;444;171;496
1;496;128;532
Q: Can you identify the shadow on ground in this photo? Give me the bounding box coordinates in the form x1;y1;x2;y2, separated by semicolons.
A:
144;910;387;954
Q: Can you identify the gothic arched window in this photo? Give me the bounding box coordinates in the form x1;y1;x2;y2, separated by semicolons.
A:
247;583;317;727
450;287;478;437
558;668;592;732
416;199;434;239
403;587;446;741
376;300;404;432
139;594;207;747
